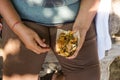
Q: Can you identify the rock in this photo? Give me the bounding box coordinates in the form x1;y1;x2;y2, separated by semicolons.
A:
109;56;120;80
109;0;120;35
100;43;120;80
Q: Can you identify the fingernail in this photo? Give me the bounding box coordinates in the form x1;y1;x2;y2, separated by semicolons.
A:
42;44;47;47
42;39;46;42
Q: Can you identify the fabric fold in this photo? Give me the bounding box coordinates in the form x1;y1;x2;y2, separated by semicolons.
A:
95;0;112;60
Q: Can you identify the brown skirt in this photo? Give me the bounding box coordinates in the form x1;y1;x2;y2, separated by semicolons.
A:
2;20;100;80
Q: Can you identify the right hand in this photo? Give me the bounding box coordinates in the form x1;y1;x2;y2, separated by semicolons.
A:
13;23;50;54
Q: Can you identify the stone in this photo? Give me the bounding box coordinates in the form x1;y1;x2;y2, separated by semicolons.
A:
100;43;120;80
109;56;120;80
109;0;120;35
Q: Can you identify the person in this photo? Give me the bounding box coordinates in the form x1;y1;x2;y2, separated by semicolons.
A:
0;0;100;80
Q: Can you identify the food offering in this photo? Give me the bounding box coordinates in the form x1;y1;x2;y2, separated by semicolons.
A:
56;29;80;57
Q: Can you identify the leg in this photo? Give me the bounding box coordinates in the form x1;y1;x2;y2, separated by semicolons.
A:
50;22;100;80
2;20;50;80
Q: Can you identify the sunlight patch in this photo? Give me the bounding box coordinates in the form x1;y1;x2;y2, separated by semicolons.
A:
26;0;44;6
43;9;54;18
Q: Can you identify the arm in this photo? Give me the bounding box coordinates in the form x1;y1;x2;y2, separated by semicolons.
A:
68;0;100;59
0;0;50;54
0;0;21;28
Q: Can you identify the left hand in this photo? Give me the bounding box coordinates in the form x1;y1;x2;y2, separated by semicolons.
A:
66;0;100;59
66;24;89;59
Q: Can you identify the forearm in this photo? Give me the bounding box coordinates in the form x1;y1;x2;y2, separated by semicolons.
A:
0;0;21;29
74;0;100;31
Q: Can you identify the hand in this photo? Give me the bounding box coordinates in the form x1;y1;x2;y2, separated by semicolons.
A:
66;24;88;59
13;23;50;54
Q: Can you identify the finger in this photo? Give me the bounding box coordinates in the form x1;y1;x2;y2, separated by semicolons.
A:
39;48;51;54
35;46;50;54
72;24;78;31
72;27;78;33
42;39;46;42
66;47;79;59
26;41;50;54
42;39;49;47
66;34;85;59
34;42;51;54
31;45;50;54
34;34;47;47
